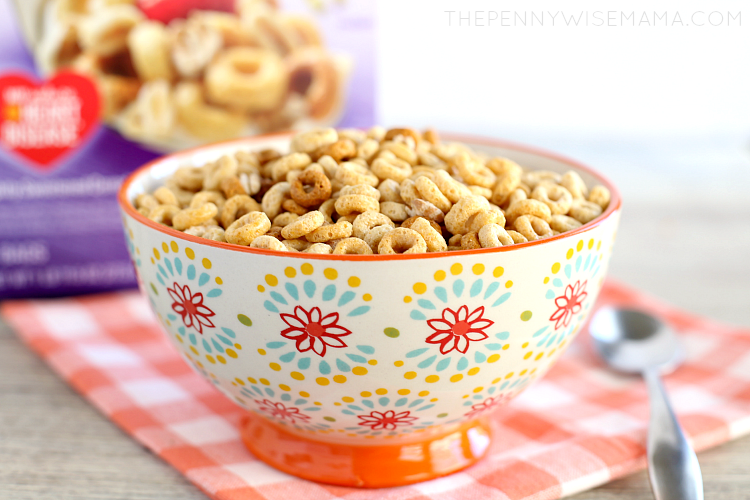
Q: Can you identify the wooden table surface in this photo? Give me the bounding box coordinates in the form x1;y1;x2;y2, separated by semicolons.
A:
1;134;749;499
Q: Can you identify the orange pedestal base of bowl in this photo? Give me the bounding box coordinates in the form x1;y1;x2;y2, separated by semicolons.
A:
240;413;492;488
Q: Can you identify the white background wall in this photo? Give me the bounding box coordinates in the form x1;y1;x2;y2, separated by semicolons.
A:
376;0;750;139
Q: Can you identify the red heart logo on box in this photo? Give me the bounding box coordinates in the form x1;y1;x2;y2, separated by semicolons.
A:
138;0;235;23
0;71;100;171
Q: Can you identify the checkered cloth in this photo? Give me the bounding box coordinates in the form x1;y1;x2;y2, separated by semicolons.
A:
3;280;750;500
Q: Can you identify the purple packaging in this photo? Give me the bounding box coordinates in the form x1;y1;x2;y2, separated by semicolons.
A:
0;0;375;299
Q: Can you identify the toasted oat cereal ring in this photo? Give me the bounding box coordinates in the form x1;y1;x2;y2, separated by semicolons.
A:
561;171;589;200
287;49;340;119
184;225;226;242
318;198;337;224
270;153;312;182
94;75;141;120
290;169;332;208
448;234;463;247
433;170;472;204
173;202;218;231
506;230;528;244
333;238;374;255
305;221;353;242
478;224;514;248
550;214;583;233
261;181;291;219
410;217;447;253
378;179;402;203
422;129;440;145
363;225;393;253
235;151;260;173
334;195;380;216
282;15;322;47
136;207;151;217
414;176;452;212
221;195;262;229
335;162;379;187
290;128;338;154
250;235;288;252
452;153;496;188
379;141;418;166
281;199;308;215
148;204;180;226
339;184;379;200
119;80;175;140
402;216;441;234
407;199;445;223
192;10;259;47
417;150;446;169
282;238;312;252
444;195;491;235
380;201;409;222
78;5;143;56
170;17;223;79
467;185;493;198
205;47;288;113
504;188;528;208
568;200;603;224
220;176;247;199
127;20;172;82
357;139;380;162
135;193;159;211
467;208;506;233
312;138;356;162
378;227;427;255
281;211;325;239
352;211;395;239
164;179;195;207
514;215;553;241
173;166;205;192
266;226;283;240
366;126;386;141
335;214;358;224
174;82;247;141
304;243;333;254
505;199;552;224
486;157;522;176
522;170;562;189
204;155;239;191
532;184;573;215
588;185;611;209
370;156;413;183
337;128;367;145
226;211;272;246
190;191;226;212
398;179;420;206
384;128;421;146
489;167;522;207
461;232;482;250
256;149;282;165
273;212;299;227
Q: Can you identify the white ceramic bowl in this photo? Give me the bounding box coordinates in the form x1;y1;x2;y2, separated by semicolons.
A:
119;132;621;487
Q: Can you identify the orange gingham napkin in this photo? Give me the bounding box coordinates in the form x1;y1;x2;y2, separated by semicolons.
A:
3;280;750;500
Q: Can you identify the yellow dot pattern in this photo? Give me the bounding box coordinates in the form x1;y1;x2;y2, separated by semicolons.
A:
185;248;195;260
348;276;361;287
333;375;347;383
284;267;296;278
352;366;368;376
170;241;178;252
316;377;329;386
450;374;463;382
450;263;463;275
505;280;514;288
434;270;446;281
324;268;338;280
493;266;504;277
403;296;412;303
413;283;427;294
153;248;160;260
487;354;500;363
301;263;314;275
215;277;223;285
404;371;417;380
291;371;305;380
265;275;278;286
425;375;439;383
472;263;485;275
202;258;212;269
162;242;169;253
363;294;372;302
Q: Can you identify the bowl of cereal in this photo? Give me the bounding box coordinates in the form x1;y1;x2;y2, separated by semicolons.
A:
118;127;621;487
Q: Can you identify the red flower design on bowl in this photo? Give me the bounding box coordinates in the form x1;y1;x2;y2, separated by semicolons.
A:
426;305;494;354
280;305;352;357
167;282;215;334
357;410;418;431
549;280;588;330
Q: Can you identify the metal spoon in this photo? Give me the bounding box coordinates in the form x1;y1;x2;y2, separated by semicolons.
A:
589;306;704;500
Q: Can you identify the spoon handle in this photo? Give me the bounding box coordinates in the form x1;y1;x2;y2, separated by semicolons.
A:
643;368;704;500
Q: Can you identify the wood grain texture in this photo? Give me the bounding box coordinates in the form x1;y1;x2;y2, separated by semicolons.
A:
1;135;749;499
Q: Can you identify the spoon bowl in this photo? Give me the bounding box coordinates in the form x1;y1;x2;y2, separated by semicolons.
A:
589;307;683;374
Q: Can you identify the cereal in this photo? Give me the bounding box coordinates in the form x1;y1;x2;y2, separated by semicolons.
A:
568;200;603;224
352;211;395;239
333;238;374;255
378;228;427;254
184;225;226;242
127;21;173;81
225;211;272;246
250;235;288;251
410;217;447;252
305;220;353;242
281;211;325;239
173;82;247;142
588;185;611;209
139;127;610;254
170;17;223;79
173;203;218;231
304;243;333;254
379;201;409;222
513;215;553;241
531;184;573;215
334;194;380;216
222;195;262;229
478;224;514;247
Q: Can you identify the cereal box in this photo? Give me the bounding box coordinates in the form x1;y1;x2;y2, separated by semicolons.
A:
0;0;375;298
